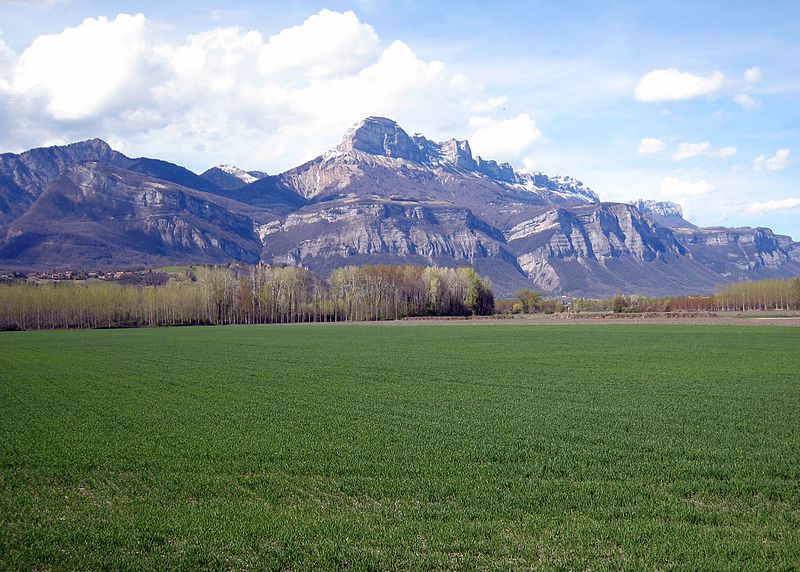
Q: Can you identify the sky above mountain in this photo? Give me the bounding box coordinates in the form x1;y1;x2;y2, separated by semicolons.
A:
0;0;798;238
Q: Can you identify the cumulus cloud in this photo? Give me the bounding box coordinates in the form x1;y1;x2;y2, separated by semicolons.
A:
469;114;542;160
637;138;664;155
257;9;379;78
744;67;762;83
634;68;726;102
748;197;800;214
734;93;759;109
286;40;460;134
0;38;16;87
673;142;737;160
0;10;485;171
660;176;714;199
754;149;790;172
10;13;155;121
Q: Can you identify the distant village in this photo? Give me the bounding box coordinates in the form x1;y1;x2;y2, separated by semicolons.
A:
0;268;171;286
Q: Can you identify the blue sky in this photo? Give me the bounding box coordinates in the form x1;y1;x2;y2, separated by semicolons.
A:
1;0;798;238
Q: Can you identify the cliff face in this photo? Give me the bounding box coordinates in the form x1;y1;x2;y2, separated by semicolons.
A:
261;201;511;264
0;139;130;225
672;227;800;274
497;205;694;294
1;118;798;297
0;162;262;267
255;196;799;297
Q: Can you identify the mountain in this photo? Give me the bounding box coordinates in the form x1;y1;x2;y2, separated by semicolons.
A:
208;175;308;215
0;162;263;268
254;116;606;294
256;117;799;295
200;164;266;190
0;117;798;296
125;157;224;195
278;117;599;211
0;139;130;226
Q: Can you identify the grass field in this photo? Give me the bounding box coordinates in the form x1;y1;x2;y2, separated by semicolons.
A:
1;324;799;570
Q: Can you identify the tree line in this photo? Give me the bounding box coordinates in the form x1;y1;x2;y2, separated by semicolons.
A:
569;276;800;313
0;264;495;330
713;277;800;311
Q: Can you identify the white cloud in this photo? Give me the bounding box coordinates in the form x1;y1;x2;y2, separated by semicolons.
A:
734;93;759;109
660;176;714;198
673;141;737;160
634;68;726;102
257;10;379;78
637;137;664;155
468;115;493;129
287;40;460;131
10;13;155;121
162;26;264;99
470;96;507;114
748;198;800;214
0;38;16;91
469;114;542;161
0;10;488;171
744;67;762;83
658;175;716;221
754;149;790;172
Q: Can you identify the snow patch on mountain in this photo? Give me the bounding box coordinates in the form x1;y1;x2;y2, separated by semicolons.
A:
514;173;599;204
631;199;683;218
215;164;259;185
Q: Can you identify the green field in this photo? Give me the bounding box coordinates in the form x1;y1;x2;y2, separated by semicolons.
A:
1;324;799;570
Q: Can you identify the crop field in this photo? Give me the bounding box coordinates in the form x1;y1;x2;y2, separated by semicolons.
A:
1;324;799;570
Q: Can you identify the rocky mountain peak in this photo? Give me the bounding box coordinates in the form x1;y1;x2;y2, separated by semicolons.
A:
54;138;113;155
439;138;478;170
315;116;600;206
215;164;259;184
199;164;266;191
631;199;683;218
630;199;695;229
335;116;424;162
17;138;119;164
475;157;515;183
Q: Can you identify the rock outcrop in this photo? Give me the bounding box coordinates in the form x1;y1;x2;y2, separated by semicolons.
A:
630;199;696;229
672;226;800;274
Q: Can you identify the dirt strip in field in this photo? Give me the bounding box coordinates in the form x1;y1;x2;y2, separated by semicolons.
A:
391;312;800;327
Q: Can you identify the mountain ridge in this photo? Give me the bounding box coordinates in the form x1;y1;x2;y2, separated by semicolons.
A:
0;117;798;297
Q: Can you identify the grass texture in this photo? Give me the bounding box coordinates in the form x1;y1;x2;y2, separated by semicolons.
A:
1;324;798;569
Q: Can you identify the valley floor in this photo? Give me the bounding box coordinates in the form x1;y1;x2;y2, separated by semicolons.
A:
1;324;798;569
